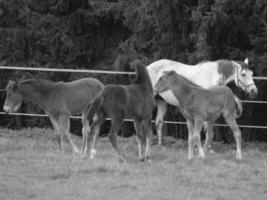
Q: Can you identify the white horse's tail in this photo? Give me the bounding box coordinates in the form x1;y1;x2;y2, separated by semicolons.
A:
233;95;243;118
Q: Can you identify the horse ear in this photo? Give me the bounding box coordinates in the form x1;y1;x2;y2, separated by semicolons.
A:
14;79;19;89
244;58;249;65
8;79;19;90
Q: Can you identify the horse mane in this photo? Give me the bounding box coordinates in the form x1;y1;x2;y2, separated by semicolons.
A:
217;59;235;81
19;78;56;96
132;59;153;93
217;59;250;83
233;60;249;70
166;71;202;90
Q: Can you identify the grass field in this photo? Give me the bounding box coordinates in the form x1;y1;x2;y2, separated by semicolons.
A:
0;128;267;200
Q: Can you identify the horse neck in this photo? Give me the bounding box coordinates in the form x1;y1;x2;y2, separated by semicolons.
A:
18;80;53;106
169;76;194;105
135;65;153;93
218;60;237;86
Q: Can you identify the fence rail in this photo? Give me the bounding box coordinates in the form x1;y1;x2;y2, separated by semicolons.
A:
0;66;135;75
0;65;267;130
0;65;266;79
1;112;267;129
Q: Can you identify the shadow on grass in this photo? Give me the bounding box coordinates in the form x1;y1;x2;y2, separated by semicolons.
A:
49;172;71;180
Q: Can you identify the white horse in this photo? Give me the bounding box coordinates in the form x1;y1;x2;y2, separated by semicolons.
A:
147;58;258;145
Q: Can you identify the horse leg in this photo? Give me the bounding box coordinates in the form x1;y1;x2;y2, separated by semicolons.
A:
225;116;242;160
81;113;90;156
155;99;167;145
143;120;153;162
59;113;79;154
89;113;105;159
203;121;214;153
108;117;126;162
186;119;194;159
50;116;62;151
193;120;205;158
134;119;145;161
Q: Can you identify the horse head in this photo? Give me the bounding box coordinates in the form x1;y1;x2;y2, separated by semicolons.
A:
154;70;176;94
233;58;258;99
3;80;22;114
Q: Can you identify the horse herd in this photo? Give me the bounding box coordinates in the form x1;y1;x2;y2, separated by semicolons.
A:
3;58;258;161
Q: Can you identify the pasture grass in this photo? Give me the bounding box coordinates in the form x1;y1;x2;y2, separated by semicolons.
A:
0;128;267;200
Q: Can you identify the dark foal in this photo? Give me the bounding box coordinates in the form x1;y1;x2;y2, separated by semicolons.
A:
83;60;155;162
154;71;243;160
4;77;104;154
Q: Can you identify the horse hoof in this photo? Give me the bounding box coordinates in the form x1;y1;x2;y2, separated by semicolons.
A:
90;149;97;160
73;148;80;155
236;155;242;160
208;149;216;154
198;155;206;159
80;151;86;158
139;158;145;162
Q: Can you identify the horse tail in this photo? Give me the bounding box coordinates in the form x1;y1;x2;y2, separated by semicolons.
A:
233;95;243;118
86;94;104;121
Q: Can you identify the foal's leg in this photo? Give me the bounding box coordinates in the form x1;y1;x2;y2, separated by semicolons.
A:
81;112;91;157
225;116;242;160
108;117;126;162
203;121;215;153
155;99;168;145
193;120;205;158
134;119;145;161
59;113;79;154
186;119;194;159
143;120;153;162
50;116;63;150
88;113;105;159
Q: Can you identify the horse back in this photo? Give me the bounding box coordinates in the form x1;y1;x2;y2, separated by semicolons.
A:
50;78;104;115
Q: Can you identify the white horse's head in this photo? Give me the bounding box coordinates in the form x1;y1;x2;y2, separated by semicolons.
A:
232;58;258;99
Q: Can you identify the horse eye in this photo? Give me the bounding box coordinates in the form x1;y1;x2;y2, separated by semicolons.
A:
241;73;246;77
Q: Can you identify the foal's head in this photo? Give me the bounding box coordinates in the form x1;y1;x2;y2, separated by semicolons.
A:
3;80;22;114
154;70;176;94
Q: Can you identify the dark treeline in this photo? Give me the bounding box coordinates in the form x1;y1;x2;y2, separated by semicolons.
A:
0;0;267;142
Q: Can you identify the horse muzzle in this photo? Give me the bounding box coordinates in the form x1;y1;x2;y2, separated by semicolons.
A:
3;105;10;114
247;85;258;99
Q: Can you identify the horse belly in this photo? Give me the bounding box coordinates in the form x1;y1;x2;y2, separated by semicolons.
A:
159;90;179;106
